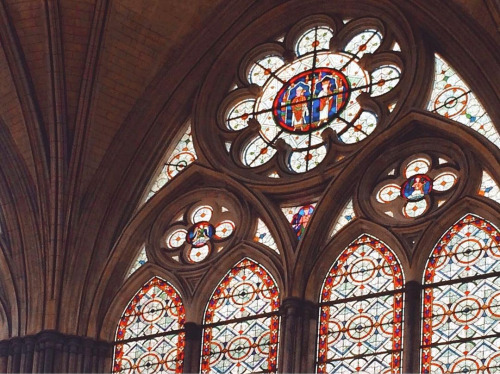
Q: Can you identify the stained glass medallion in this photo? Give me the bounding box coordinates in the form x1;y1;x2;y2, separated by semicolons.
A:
113;277;186;373
272;68;350;133
421;215;500;374
201;259;280;373
163;204;236;264
375;155;459;219
222;24;402;174
317;235;404;374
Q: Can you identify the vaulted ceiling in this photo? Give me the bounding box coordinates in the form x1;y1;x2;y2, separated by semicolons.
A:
0;0;497;338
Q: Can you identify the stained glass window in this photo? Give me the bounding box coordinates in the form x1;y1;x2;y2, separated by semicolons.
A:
127;245;148;278
113;277;186;373
222;24;402;174
421;214;500;374
282;204;316;240
428;55;500;148
201;258;280;373
375;154;458;219
145;123;197;202
479;171;500;205
254;218;280;254
331;200;356;236
317;235;404;373
164;204;236;263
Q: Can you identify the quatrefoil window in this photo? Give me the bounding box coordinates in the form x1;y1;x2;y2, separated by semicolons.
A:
164;205;235;263
376;156;458;218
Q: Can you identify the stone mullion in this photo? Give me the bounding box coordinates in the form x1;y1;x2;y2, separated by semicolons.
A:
183;322;202;373
403;280;422;374
279;297;317;373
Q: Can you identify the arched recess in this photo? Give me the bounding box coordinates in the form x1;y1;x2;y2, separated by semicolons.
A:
316;234;405;373
419;214;500;374
111;275;186;373
200;257;281;374
294;111;499;293
90;165;289;340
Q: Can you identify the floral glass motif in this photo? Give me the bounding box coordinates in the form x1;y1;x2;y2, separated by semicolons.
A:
317;235;404;374
331;200;356;236
224;25;401;173
428;55;500;148
127;245;148;278
164;205;235;263
145;124;197;202
282;204;316;240
376;156;458;218
479;171;500;205
201;259;280;374
421;215;500;374
113;277;186;374
254;218;280;254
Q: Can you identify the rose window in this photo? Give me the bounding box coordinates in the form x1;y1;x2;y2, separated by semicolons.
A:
163;204;236;263
222;24;402;174
375;155;459;218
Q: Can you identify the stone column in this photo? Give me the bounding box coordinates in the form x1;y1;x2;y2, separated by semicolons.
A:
279;297;318;373
403;280;422;374
183;322;202;374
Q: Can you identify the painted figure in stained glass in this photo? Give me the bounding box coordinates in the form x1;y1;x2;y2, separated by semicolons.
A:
291;204;315;240
186;221;214;247
273;69;349;133
401;174;432;201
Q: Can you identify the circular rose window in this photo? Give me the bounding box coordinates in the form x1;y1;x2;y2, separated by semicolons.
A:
220;24;403;174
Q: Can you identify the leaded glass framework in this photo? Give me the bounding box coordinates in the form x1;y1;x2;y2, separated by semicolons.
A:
421;215;500;374
317;235;404;373
113;277;186;373
201;258;280;373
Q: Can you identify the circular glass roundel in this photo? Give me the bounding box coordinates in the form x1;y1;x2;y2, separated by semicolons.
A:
185;221;215;248
400;174;433;202
272;68;350;133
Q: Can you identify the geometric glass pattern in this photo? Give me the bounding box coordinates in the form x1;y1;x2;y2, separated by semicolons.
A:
226;25;401;173
145;123;197;202
421;214;500;374
113;277;186;373
331;199;356;236
317;235;404;374
428;54;500;148
126;245;148;278
479;171;500;205
201;258;280;373
254;218;280;254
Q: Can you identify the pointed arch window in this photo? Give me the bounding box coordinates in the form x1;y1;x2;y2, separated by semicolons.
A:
113;277;186;373
317;235;404;373
201;258;280;373
421;214;500;373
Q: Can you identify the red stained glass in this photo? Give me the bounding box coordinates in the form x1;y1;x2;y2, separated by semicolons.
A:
317;235;404;373
421;214;500;374
201;258;280;373
113;277;186;373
